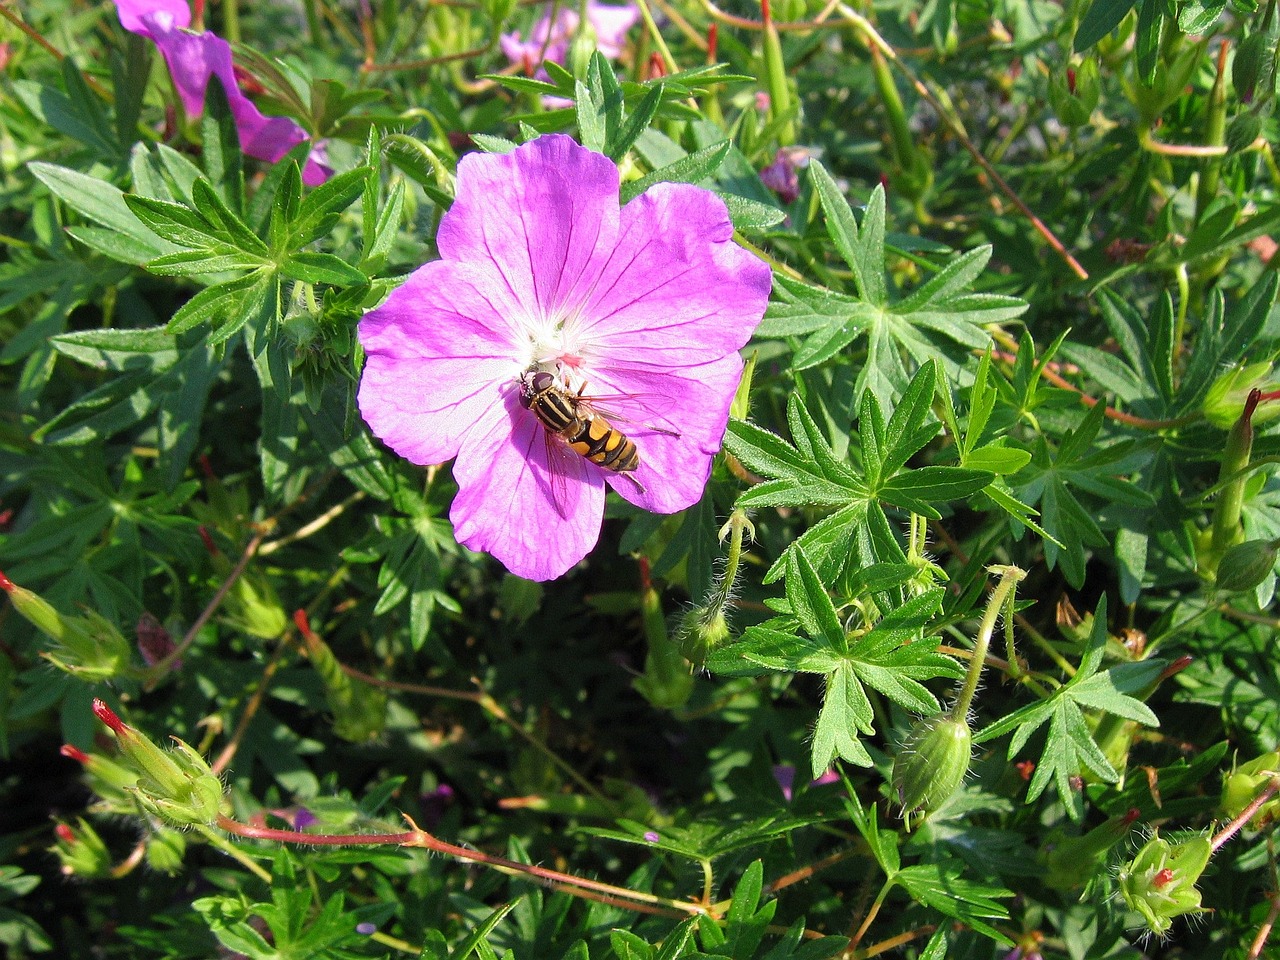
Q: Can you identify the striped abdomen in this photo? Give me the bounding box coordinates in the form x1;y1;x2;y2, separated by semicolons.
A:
520;371;641;475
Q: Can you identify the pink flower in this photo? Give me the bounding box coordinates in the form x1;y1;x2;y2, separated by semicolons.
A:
501;1;640;75
114;0;331;185
357;136;771;580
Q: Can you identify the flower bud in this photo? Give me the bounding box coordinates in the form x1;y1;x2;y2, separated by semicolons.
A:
674;605;731;667
1221;751;1280;828
1041;808;1139;890
1232;32;1269;103
91;700;224;827
294;611;388;742
145;827;187;874
62;743;139;808
1226;111;1263;154
50;818;112;878
1117;833;1212;936
1215;538;1280;593
892;714;972;818
225;571;288;640
0;572;132;680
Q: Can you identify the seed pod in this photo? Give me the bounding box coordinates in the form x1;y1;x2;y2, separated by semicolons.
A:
892;714;972;818
1117;833;1212;936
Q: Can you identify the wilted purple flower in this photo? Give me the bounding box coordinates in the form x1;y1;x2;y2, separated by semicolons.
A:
502;1;640;75
114;0;331;185
135;612;180;669
357;136;771;580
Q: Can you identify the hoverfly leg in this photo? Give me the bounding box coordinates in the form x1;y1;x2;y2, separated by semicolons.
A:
621;473;646;494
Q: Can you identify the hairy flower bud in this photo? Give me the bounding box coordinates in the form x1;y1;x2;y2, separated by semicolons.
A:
892;714;972;818
91;700;224;827
674;605;731;667
145;827;187;874
1221;751;1280;828
1117;833;1212;936
50;818;112;878
0;572;132;680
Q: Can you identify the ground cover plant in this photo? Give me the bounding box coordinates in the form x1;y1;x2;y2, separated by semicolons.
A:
4;0;1280;956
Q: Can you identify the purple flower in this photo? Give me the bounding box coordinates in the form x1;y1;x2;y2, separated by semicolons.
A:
772;764;796;802
643;830;661;843
759;147;814;205
114;0;330;185
502;1;640;75
357;136;771;581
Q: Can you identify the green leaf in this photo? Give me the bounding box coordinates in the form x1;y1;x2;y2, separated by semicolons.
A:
1075;0;1140;50
29;163;174;263
280;252;368;286
809;161;885;305
619;141;731;203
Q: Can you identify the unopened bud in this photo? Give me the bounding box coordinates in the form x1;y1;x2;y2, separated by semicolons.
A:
1221;751;1280;828
1117;833;1212;936
136;612;180;669
91;700;224;827
1215;538;1280;593
1042;808;1140;890
296;611;388;742
225;571;288;640
892;714;972;819
145;827;187;874
0;572;131;680
50;818;112;877
674;606;732;667
62;742;139;805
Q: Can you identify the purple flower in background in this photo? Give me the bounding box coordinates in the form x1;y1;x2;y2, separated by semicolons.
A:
357;136;771;581
759;147;814;205
114;0;331;185
772;764;796;802
501;1;640;75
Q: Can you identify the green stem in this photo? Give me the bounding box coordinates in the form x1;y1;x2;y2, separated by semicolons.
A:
222;0;241;43
1195;41;1229;223
951;565;1026;721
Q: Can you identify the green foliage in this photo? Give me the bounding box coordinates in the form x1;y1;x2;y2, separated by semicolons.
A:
6;0;1280;957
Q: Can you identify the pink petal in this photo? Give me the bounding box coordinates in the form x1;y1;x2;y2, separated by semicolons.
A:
451;389;606;581
358;262;527;466
118;6;323;177
436;136;622;321
580;182;772;367
115;0;190;35
302;142;334;186
586;1;639;58
592;352;744;513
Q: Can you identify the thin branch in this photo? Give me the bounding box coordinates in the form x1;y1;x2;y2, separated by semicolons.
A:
143;531;266;691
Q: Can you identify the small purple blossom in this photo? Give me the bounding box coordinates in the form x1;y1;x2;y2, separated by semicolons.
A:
643;830;661;843
772;764;796;802
759;147;815;205
356;922;378;935
502;1;640;75
114;0;331;185
357;136;771;580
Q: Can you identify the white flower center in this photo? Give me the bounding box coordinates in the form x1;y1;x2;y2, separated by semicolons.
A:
514;303;596;391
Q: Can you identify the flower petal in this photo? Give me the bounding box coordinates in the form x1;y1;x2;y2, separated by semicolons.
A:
358;261;526;465
115;0;190;35
586;1;639;58
579;182;772;367
436;136;621;321
591;352;744;514
452;389;606;581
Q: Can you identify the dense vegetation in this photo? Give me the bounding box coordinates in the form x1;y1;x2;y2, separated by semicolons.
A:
4;0;1280;957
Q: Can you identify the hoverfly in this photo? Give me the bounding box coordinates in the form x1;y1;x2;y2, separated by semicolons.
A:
518;367;648;494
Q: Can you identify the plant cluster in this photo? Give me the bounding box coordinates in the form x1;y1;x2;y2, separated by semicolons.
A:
3;0;1280;957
